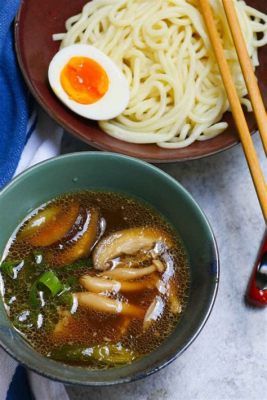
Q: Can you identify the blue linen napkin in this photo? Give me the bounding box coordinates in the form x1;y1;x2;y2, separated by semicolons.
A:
6;366;34;400
0;1;66;399
0;0;36;189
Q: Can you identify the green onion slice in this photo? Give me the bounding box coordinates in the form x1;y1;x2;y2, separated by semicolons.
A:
38;271;63;296
0;260;24;278
29;271;63;308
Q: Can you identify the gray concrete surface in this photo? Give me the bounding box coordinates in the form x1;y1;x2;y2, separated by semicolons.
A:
62;132;267;400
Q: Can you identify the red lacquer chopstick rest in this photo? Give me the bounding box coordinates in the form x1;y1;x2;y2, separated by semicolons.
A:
246;233;267;307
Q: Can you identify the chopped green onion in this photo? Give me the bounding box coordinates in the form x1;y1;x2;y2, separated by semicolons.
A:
50;344;138;364
50;344;92;362
92;344;137;365
29;271;63;308
0;260;22;278
38;271;63;296
29;282;40;309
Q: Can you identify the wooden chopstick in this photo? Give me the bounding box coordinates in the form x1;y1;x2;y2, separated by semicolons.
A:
198;0;267;222
222;0;267;156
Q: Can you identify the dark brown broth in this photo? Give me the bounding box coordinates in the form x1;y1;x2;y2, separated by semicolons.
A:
0;191;190;368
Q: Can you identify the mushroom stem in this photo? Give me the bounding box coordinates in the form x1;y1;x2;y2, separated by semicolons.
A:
118;317;131;338
99;265;157;281
152;259;165;273
143;295;164;330
80;274;158;293
53;310;73;337
167;280;181;314
75;292;144;318
79;275;121;293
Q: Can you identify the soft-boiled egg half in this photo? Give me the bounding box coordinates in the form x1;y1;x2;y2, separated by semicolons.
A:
48;44;130;120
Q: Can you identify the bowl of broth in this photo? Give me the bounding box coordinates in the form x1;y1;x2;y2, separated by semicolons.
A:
0;152;219;385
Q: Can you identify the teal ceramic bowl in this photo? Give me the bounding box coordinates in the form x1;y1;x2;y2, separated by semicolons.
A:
0;152;219;385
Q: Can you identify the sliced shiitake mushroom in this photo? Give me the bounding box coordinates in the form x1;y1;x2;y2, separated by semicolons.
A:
80;275;121;293
80;274;158;293
58;206;88;244
46;208;100;266
99;265;157;281
17;203;80;247
93;227;173;271
75;292;144;318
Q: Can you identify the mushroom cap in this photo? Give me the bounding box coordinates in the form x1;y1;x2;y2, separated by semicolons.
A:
93;226;173;271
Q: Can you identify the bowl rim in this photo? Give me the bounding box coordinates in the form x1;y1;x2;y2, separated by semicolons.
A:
0;152;219;386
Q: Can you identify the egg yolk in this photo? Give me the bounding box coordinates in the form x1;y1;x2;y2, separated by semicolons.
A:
60;57;109;105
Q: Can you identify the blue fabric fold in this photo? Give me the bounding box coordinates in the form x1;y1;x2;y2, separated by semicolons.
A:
0;1;34;397
0;0;32;189
6;366;33;400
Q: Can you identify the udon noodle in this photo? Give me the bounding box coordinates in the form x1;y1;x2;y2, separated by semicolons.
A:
54;0;267;148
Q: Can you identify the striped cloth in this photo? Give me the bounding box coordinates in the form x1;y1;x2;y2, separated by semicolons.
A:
0;0;69;398
0;110;69;400
0;0;32;188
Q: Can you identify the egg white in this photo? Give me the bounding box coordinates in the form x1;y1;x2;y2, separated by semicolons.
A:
48;44;130;120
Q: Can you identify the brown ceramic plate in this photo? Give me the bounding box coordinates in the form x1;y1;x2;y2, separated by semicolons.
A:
15;0;267;162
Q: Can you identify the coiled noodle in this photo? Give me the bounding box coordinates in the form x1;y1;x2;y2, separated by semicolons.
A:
54;0;267;148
